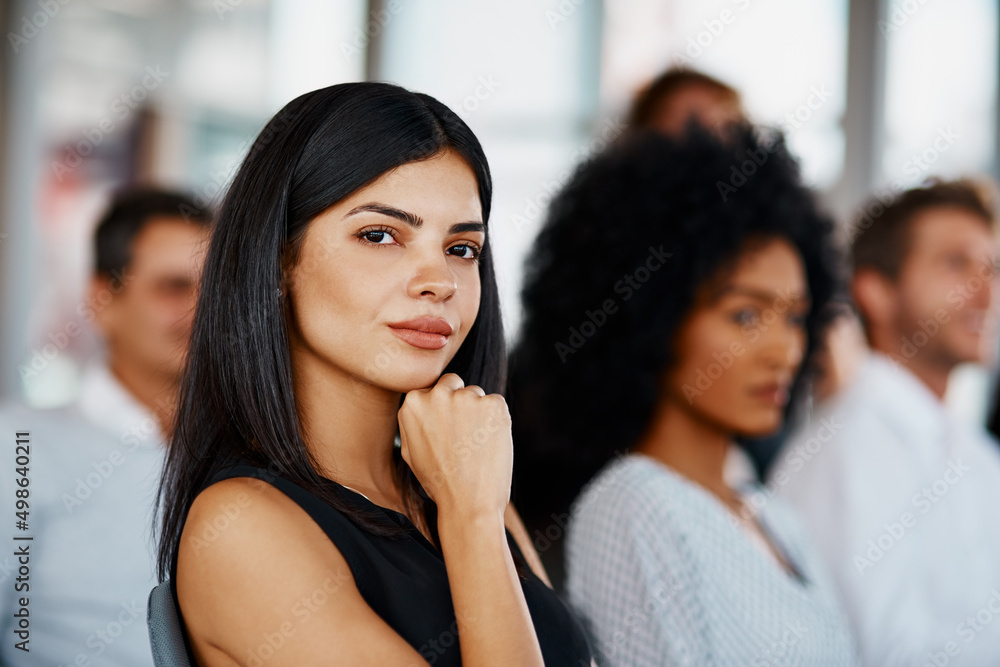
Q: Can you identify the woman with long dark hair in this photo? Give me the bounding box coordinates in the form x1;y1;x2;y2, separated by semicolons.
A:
155;82;593;666
508;125;859;665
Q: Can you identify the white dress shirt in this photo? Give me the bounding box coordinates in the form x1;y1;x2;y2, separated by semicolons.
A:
769;351;1000;666
0;362;165;667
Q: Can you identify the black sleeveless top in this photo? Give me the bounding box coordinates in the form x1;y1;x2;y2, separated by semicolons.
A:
171;461;594;666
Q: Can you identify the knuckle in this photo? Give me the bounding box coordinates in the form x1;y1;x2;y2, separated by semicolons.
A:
486;394;508;410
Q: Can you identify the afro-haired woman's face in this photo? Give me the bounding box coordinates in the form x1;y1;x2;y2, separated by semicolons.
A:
664;237;810;437
284;149;485;393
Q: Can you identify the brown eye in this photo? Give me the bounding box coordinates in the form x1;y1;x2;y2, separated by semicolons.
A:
448;244;480;260
357;226;397;246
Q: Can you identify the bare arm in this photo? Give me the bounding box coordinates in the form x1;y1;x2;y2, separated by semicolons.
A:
437;508;544;666
398;373;545;667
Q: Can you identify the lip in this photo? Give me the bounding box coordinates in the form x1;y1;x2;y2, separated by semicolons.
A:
748;382;790;406
387;317;454;350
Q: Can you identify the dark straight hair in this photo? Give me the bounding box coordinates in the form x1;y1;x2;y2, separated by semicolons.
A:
155;82;504;581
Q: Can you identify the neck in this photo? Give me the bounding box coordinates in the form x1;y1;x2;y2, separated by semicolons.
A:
107;355;178;436
291;349;402;503
635;394;733;500
871;337;951;400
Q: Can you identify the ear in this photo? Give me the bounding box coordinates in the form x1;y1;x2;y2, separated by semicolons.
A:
851;268;897;336
88;273;119;338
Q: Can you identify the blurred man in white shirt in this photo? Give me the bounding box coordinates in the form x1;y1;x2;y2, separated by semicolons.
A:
0;188;210;666
769;178;1000;666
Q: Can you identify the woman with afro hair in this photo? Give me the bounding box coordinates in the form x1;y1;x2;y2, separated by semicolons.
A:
508;124;859;665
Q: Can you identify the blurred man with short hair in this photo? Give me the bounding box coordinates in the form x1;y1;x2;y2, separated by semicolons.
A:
769;178;1000;665
0;188;211;666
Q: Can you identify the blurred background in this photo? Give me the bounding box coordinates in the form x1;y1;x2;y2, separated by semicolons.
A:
0;0;997;412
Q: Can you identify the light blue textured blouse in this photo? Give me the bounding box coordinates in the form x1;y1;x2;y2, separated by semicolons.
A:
566;453;859;666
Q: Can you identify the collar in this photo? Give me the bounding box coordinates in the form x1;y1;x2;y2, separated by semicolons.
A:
852;351;950;461
75;361;165;450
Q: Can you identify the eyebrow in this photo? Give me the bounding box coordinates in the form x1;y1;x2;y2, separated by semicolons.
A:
715;285;811;308
345;203;485;235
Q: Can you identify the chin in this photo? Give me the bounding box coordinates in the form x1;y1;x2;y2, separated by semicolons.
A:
733;414;785;439
353;362;453;394
947;339;987;366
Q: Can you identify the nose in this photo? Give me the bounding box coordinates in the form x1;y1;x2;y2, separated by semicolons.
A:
968;261;997;310
406;247;457;302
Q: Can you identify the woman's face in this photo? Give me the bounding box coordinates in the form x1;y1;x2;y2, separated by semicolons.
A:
664;237;811;436
285;149;485;393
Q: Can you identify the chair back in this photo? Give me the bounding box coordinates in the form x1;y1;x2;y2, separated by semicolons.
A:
147;579;193;667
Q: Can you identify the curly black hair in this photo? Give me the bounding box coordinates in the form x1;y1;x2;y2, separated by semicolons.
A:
508;123;845;524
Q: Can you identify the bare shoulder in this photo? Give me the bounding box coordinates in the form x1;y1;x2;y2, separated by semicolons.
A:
178;476;325;566
504;501;553;588
177;476;430;666
176;477;342;663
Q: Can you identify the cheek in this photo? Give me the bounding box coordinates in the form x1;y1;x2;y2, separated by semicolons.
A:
148;293;191;333
293;262;369;337
290;241;405;359
673;336;780;432
459;274;481;334
904;272;953;312
669;317;746;396
794;328;807;362
680;316;737;369
433;262;481;348
122;292;160;333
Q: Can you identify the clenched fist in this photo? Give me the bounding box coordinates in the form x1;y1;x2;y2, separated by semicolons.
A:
397;373;513;518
